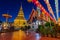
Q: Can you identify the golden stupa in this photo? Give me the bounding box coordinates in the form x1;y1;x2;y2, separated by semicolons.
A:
14;5;28;28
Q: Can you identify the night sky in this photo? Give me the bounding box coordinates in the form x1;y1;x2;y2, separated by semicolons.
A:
0;0;60;22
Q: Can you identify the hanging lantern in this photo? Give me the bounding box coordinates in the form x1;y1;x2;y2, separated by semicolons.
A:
27;0;32;2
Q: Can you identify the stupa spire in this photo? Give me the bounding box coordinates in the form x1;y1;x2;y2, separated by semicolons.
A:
20;3;23;11
17;3;24;17
14;3;28;28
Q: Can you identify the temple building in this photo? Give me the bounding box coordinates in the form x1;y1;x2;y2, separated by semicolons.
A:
28;7;46;29
28;8;39;29
14;5;28;28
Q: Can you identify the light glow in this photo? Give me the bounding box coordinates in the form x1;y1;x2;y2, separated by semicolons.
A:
55;0;59;20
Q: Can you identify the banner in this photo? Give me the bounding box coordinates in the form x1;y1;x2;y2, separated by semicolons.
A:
55;0;59;20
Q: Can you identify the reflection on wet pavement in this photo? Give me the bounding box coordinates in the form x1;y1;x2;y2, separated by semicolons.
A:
1;30;59;40
0;32;12;40
12;30;26;40
0;30;41;40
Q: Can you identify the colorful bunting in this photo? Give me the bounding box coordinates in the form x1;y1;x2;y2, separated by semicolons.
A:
44;0;56;21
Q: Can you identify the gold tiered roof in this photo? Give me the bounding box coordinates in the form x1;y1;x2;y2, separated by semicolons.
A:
16;6;25;20
14;5;27;28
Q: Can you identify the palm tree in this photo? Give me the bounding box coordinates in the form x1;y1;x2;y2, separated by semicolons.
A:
38;25;45;36
45;22;53;37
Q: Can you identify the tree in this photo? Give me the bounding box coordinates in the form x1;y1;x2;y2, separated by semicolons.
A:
51;21;54;26
45;22;52;36
27;26;31;29
45;22;50;27
0;20;2;23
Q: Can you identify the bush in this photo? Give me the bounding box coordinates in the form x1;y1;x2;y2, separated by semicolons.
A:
9;26;15;31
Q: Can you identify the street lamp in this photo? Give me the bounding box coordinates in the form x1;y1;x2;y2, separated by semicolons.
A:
27;0;32;2
27;0;38;3
2;14;12;23
2;14;12;29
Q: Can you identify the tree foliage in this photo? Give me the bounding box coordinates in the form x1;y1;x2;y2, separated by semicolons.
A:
45;22;50;27
0;20;2;23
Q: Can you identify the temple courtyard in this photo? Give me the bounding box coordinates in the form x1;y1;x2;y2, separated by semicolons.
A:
0;30;60;40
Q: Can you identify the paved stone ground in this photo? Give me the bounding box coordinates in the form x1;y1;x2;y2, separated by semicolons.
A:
0;30;60;40
40;37;60;40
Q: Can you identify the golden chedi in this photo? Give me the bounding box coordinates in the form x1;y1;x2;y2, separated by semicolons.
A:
14;5;27;28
